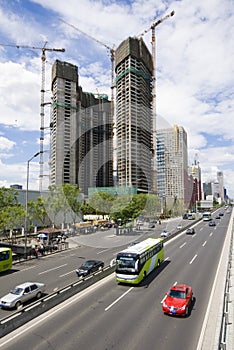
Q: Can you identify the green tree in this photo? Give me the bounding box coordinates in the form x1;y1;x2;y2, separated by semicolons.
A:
88;192;115;217
28;196;49;228
0;187;25;239
60;184;82;223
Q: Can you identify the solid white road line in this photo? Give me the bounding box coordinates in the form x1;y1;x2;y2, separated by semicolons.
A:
105;287;134;311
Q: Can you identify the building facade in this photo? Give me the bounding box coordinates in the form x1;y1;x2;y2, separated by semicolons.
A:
51;60;113;195
115;37;153;193
156;125;189;206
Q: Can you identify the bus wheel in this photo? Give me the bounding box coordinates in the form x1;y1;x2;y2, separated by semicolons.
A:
157;260;161;267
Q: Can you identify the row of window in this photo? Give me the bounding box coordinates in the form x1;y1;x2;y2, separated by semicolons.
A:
139;243;163;265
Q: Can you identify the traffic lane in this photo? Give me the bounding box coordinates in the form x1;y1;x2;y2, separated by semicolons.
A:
0;246;108;318
0;225;226;350
0;217;225;320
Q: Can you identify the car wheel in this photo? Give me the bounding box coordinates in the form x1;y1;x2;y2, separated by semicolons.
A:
36;291;42;299
15;301;22;309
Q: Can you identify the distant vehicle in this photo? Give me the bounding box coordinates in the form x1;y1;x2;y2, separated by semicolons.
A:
148;223;155;228
116;238;164;284
76;260;104;277
186;228;195;234
128;241;140;247
219;212;224;216
209;220;216;226
202;212;212;221
162;283;193;316
161;230;170;237
215;215;221;219
187;213;196;220
177;224;182;230
0;247;12;273
0;282;45;309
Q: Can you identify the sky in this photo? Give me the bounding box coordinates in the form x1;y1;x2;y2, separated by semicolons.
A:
0;0;233;198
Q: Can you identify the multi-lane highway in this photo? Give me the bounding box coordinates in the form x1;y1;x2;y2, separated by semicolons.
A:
0;210;232;349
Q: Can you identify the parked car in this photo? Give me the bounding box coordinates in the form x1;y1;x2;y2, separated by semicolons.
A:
209;220;216;226
148;223;155;228
160;230;170;238
177;224;182;230
76;260;104;277
0;282;45;309
215;215;221;219
162;283;193;316
186;228;195;234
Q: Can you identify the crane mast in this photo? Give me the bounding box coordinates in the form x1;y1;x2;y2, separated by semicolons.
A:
39;43;65;192
138;10;175;194
0;42;65;191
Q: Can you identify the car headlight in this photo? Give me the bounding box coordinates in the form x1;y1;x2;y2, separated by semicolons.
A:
180;305;186;310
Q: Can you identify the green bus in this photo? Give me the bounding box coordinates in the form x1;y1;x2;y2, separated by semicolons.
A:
0;247;12;273
115;238;164;284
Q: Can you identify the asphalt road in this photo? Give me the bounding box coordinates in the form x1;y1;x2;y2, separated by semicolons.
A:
0;210;231;350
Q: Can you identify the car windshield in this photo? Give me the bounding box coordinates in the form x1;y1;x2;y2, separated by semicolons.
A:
168;290;186;299
11;287;24;295
81;261;94;269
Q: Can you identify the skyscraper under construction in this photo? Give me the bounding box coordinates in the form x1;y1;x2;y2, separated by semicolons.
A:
50;60;113;195
115;37;153;193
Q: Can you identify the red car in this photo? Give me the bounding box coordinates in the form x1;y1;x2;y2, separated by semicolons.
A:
162;283;193;316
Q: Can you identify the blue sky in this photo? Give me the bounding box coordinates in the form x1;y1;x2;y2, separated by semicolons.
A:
0;0;233;198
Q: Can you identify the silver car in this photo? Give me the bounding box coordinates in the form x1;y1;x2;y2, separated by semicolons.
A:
160;230;170;238
0;282;45;309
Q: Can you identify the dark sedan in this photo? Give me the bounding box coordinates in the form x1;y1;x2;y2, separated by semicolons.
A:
76;260;104;277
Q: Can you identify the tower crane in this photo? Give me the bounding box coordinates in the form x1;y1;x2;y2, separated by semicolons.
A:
137;10;175;194
0;42;65;191
59;19;115;128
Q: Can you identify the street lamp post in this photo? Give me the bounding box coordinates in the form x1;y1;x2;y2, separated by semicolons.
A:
24;151;41;258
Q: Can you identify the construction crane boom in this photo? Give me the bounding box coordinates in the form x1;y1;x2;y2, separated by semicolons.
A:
137;10;175;38
0;42;65;191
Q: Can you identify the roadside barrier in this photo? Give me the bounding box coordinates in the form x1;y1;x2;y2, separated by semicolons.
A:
219;225;233;350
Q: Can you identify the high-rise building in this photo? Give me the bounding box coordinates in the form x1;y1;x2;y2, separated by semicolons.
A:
51;60;113;195
217;171;224;201
115;37;153;193
156;125;189;206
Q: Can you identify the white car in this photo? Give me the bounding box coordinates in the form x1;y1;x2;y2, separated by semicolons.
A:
160;230;170;238
0;282;45;309
177;224;182;230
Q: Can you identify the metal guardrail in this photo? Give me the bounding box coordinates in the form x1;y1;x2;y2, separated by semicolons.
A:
219;229;233;349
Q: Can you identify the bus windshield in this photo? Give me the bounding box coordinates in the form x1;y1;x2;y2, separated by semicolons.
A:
116;255;137;274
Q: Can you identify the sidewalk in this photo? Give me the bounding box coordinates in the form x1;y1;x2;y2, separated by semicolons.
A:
197;209;234;350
